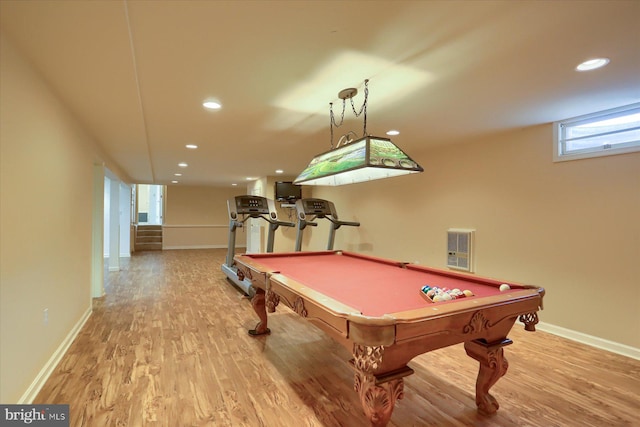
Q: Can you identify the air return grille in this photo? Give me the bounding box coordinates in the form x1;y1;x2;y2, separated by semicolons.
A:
447;229;474;272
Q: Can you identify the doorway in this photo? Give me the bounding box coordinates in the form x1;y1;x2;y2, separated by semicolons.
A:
137;184;164;225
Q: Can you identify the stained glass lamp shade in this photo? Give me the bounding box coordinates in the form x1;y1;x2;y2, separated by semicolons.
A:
294;136;423;186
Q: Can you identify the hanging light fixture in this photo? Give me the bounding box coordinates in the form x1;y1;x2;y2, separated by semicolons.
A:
294;79;423;186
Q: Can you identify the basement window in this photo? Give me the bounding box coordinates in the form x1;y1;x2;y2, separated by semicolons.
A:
554;103;640;161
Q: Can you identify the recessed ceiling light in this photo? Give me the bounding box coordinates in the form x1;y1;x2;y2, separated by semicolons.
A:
576;58;610;72
202;100;221;110
246;177;256;181
231;183;237;186
275;169;284;174
172;180;178;184
178;162;188;168
185;144;198;149
386;130;400;136
174;173;182;176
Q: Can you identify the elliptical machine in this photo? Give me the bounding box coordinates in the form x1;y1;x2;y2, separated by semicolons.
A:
294;198;360;251
222;195;294;295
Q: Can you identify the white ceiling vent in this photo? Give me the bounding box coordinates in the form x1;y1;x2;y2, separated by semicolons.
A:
447;229;475;272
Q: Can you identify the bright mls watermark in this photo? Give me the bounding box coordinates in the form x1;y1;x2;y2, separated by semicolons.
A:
1;405;69;426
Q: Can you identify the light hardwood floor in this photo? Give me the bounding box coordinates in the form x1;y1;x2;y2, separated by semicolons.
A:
35;249;639;426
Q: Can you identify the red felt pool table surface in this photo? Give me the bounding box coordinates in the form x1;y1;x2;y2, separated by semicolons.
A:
238;251;528;317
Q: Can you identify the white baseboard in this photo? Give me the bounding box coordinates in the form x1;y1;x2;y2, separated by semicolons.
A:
18;307;92;404
532;321;640;360
162;244;241;250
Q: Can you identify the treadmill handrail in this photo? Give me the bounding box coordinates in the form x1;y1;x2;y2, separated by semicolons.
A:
271;219;295;228
297;219;318;229
238;213;294;227
325;217;360;228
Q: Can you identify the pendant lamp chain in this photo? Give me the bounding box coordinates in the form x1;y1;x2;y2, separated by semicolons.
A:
329;79;369;149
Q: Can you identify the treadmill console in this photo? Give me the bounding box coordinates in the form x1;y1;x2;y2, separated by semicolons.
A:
236;196;269;213
297;198;335;219
229;196;277;220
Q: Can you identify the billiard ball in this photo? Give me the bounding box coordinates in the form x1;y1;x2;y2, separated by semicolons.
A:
499;284;511;291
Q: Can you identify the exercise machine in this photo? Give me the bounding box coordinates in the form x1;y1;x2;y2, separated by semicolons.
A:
222;195;294;295
294;198;360;251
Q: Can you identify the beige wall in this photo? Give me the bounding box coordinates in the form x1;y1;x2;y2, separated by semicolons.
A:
310;125;640;348
163;185;246;248
1;35;98;402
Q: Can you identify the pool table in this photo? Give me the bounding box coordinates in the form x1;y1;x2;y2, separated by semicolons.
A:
234;250;544;426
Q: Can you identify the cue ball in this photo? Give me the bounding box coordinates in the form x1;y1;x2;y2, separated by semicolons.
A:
499;284;511;291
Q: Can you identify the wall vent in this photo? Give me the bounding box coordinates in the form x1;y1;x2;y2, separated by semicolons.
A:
447;229;475;272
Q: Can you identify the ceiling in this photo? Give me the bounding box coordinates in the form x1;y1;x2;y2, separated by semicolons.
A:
1;0;639;187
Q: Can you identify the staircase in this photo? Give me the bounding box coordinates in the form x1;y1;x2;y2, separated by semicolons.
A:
135;225;163;251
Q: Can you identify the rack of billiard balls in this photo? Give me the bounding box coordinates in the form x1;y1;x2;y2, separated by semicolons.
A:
420;285;474;303
420;283;512;303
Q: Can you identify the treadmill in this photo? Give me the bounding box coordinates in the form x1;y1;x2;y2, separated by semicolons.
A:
294;198;360;251
222;195;294;295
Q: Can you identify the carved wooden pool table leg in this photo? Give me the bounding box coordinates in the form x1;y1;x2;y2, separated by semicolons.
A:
464;338;513;415
249;288;270;335
354;371;404;427
352;344;412;427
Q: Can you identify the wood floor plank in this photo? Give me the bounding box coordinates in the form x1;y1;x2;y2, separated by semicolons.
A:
34;249;640;426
